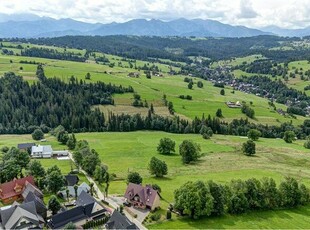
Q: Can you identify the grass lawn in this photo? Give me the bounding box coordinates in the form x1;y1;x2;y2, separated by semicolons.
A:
1;131;310;227
149;205;310;229
75;131;310;205
76;131;310;228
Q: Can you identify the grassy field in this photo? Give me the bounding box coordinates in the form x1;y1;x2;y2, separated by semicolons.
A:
150;205;310;229
76;131;310;228
0;47;307;125
0;129;310;227
286;60;310;96
74;131;310;199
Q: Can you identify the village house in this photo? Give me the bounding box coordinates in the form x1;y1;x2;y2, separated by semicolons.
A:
65;174;79;186
105;210;137;229
31;145;69;158
124;183;160;210
59;182;90;199
31;145;53;158
47;191;108;229
127;72;140;78
0;201;45;229
226;101;242;108
0;176;37;204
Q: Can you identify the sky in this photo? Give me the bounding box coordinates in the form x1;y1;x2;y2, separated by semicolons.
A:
0;0;309;29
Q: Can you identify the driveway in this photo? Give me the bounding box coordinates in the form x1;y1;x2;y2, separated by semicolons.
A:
111;195;150;222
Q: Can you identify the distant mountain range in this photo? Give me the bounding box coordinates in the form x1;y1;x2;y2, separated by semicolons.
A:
0;13;309;38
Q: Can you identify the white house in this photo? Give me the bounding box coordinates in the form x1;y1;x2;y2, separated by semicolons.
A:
31;145;53;158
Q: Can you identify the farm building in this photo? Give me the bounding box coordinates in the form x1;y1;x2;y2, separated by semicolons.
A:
31;145;53;158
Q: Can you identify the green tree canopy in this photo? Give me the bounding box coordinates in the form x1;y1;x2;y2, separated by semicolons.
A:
179;140;201;164
283;131;296;143
48;195;62;215
127;172;142;184
174;181;213;219
32;128;44;140
157;138;175;155
148;157;168;177
247;129;261;141
242;140;256;156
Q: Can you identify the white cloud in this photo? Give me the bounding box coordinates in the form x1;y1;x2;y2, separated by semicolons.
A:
238;0;258;19
0;0;310;29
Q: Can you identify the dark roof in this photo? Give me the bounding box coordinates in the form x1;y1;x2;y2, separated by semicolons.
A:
105;210;138;230
48;206;86;229
17;143;35;149
23;191;47;215
22;182;43;199
0;176;35;200
48;192;107;229
0;201;44;229
76;190;96;206
124;183;159;208
65;174;79;186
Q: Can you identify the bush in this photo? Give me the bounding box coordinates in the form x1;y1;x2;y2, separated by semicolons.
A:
247;129;261;141
242;140;256;156
283;131;296;143
304;139;310;149
150;213;161;221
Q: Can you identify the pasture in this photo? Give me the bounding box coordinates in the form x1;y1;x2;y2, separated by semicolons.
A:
0;45;307;126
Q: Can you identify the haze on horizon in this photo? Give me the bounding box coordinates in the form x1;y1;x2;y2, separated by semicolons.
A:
1;0;310;29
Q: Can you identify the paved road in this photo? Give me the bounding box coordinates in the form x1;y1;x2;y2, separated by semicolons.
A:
68;151;147;230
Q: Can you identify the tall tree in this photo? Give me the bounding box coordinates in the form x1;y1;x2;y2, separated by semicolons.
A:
48;195;62;215
157;138;175;155
174;181;213;219
28;160;46;179
179;140;201;164
148;157;168;177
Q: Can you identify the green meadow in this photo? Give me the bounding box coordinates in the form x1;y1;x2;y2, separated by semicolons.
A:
0;50;306;126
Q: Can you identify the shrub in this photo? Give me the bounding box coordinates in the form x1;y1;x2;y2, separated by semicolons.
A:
150;213;161;221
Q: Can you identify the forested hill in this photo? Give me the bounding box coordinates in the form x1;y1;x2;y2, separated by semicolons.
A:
15;35;302;62
0;66;133;134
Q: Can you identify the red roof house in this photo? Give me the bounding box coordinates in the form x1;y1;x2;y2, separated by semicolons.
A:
0;176;36;204
124;183;160;210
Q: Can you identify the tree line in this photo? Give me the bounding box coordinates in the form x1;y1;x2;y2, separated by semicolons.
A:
13;35;307;63
21;47;86;62
173;177;310;219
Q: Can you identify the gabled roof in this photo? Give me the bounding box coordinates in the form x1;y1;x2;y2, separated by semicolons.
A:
59;182;90;198
76;190;106;218
0;201;44;229
0;176;35;200
105;210;138;229
48;191;107;229
17;143;35;150
65;174;79;186
31;145;53;154
76;190;96;206
22;181;43;199
47;206;86;229
124;183;159;208
23;191;47;214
